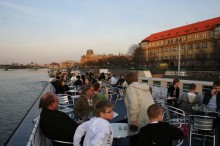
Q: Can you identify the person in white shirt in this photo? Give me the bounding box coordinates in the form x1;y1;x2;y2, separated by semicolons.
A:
108;73;117;85
73;101;114;146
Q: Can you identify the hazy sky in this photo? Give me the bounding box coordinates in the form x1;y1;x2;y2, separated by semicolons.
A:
0;0;220;64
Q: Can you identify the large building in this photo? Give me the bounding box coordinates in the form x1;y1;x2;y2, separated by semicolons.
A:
140;16;220;70
80;49;114;64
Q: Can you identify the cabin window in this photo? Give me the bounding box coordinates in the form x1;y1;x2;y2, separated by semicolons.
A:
167;82;172;88
202;85;212;95
142;80;148;83
153;81;161;87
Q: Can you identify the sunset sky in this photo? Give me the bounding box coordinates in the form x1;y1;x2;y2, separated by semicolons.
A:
0;0;220;64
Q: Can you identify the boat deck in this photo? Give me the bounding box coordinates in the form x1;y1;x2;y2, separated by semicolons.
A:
110;98;213;146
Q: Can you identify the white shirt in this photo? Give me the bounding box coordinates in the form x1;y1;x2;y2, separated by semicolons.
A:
109;77;117;85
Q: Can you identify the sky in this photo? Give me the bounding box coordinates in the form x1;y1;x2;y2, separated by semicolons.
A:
0;0;220;65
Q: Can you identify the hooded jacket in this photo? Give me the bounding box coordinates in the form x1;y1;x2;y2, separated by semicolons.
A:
73;117;113;146
124;82;154;128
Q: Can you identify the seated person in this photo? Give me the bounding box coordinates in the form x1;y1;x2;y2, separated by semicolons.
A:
116;74;125;87
93;82;107;101
74;101;114;146
74;75;83;86
178;83;202;114
137;104;184;146
39;92;78;146
108;73;117;85
74;84;100;119
207;80;220;112
53;79;69;94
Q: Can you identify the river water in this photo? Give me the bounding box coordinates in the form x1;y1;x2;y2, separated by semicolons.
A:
0;69;49;145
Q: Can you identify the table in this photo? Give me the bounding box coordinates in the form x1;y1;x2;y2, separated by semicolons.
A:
111;123;139;146
68;89;79;96
192;105;219;115
71;95;80;104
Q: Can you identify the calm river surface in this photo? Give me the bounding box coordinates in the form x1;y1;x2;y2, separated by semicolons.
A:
0;69;49;145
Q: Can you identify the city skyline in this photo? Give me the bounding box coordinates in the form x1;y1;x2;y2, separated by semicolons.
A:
0;0;220;64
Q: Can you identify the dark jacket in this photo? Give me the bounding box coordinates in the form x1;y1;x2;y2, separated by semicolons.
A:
137;122;184;146
168;85;180;99
40;109;78;144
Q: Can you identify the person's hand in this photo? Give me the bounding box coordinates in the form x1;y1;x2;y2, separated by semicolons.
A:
131;120;137;125
129;125;138;132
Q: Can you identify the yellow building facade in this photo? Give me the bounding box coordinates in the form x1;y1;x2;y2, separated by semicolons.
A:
141;16;220;70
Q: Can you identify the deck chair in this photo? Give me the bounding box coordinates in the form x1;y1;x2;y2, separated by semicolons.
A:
188;115;216;146
58;96;73;113
163;105;188;138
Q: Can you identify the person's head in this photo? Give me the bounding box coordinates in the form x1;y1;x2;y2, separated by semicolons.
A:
120;74;125;79
39;92;58;110
125;71;138;85
84;78;90;84
173;78;180;87
211;80;220;95
84;84;95;99
147;104;163;122
94;101;114;120
58;79;65;86
93;82;101;92
189;83;196;92
76;75;81;80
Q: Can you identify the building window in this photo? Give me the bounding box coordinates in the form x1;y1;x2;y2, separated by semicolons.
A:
173;56;176;59
202;53;207;59
156;49;159;53
211;53;215;59
188;44;193;49
203;32;207;38
171;39;173;43
188;54;193;59
168;40;170;44
195;54;200;59
181;55;185;59
195;44;200;49
181;45;185;50
188;35;192;40
202;43;207;48
211;41;215;47
172;47;176;51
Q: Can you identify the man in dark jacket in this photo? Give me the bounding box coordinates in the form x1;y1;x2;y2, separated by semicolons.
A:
39;92;78;146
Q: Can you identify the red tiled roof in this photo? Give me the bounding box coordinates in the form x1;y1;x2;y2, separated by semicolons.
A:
142;16;220;42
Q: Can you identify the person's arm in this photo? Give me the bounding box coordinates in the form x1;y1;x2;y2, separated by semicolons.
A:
74;98;83;119
73;122;87;146
126;87;139;125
